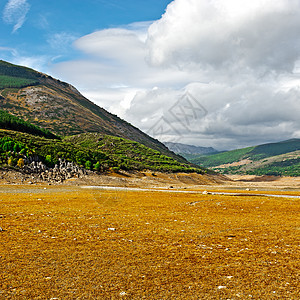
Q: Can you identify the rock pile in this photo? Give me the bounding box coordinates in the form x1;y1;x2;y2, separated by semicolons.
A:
24;158;86;183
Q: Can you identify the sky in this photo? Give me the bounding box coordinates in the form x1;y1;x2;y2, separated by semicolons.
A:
1;0;300;150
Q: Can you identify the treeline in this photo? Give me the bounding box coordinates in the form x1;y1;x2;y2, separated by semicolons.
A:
0;110;58;139
0;75;39;89
0;60;40;80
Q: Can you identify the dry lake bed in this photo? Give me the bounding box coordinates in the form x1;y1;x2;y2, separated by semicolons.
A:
0;183;299;299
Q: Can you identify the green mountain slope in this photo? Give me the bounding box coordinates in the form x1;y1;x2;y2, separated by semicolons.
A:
0;129;204;174
190;139;300;176
0;60;182;162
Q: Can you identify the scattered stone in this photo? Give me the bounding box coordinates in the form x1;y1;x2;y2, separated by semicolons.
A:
108;228;116;231
217;286;226;290
0;227;4;232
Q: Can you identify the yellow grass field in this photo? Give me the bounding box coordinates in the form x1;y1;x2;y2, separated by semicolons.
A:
0;185;299;299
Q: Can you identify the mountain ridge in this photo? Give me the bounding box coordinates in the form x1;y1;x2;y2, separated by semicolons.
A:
164;142;218;156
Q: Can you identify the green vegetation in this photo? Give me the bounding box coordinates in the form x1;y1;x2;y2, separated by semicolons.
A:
0;60;40;80
250;139;300;159
189;139;300;176
191;146;255;167
0;75;39;89
0;110;58;139
65;133;204;173
0;130;205;174
0;136;30;166
245;158;300;177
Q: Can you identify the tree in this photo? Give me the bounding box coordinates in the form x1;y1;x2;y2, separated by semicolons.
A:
45;155;53;166
94;161;101;172
7;157;14;166
17;158;25;168
85;160;92;170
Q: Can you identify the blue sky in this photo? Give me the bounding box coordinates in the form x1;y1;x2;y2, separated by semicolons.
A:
1;0;300;150
1;0;172;67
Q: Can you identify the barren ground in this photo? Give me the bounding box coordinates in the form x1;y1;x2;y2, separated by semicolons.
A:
0;172;299;299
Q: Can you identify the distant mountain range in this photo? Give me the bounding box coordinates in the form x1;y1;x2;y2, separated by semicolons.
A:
188;139;300;176
164;142;218;156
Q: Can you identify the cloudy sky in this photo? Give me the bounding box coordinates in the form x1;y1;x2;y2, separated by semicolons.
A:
1;0;300;150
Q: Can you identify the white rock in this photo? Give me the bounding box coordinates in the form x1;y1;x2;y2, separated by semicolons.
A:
217;286;226;289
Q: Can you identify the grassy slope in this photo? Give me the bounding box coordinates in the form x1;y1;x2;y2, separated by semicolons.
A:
190;139;300;176
191;147;255;167
0;129;204;174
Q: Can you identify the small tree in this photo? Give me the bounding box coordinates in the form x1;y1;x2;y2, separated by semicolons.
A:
8;157;14;166
85;160;92;170
45;155;53;166
94;161;101;172
17;158;25;168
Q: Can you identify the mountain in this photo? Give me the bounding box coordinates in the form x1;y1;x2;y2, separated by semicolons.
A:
190;139;300;176
164;142;218;158
0;60;183;162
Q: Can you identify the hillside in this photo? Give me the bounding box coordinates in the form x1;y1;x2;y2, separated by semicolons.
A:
0;129;205;177
0;109;58;139
190;139;300;176
0;60;182;161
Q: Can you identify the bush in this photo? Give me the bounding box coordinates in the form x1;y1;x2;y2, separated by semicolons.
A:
17;158;25;168
85;160;92;170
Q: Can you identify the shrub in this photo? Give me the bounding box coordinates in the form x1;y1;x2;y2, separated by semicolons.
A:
17;158;25;168
85;160;92;170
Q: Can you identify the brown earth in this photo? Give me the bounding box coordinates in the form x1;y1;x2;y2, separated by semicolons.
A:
0;184;299;299
1;167;300;192
0;168;227;189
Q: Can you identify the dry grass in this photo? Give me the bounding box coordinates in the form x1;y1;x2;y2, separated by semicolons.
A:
0;185;299;299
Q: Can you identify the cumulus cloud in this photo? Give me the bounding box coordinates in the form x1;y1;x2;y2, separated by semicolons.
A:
147;0;300;74
52;0;300;150
2;0;30;33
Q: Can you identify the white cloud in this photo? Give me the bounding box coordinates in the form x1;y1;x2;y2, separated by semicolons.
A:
2;0;30;33
147;0;300;73
0;46;18;56
51;0;300;150
47;32;77;52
